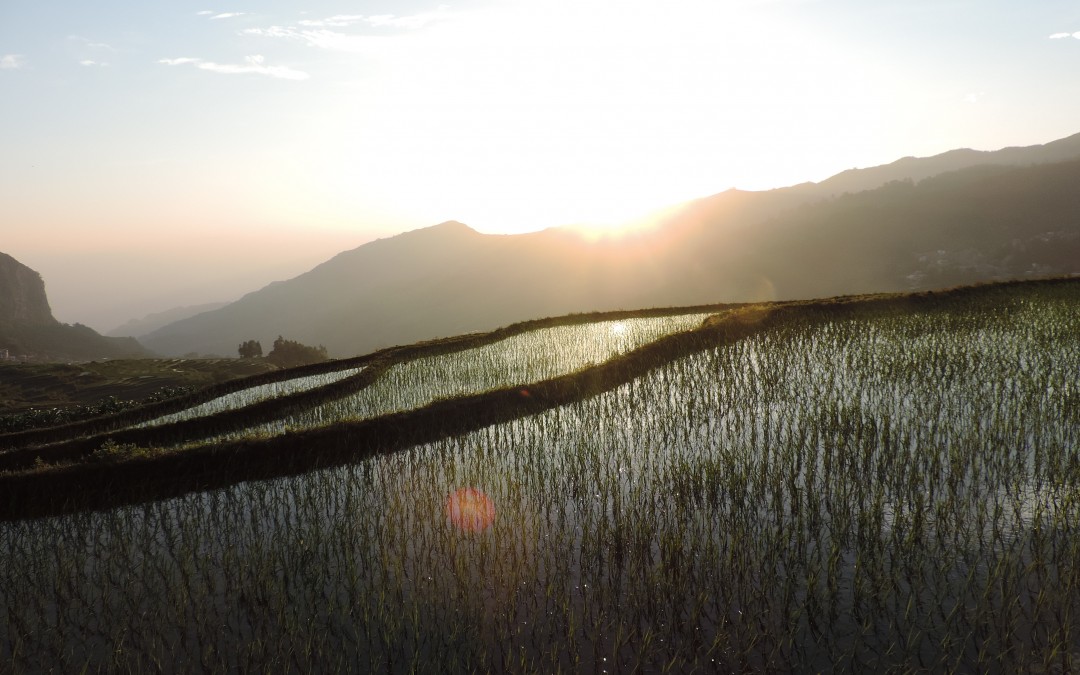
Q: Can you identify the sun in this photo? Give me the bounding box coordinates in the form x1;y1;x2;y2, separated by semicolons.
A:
310;0;890;236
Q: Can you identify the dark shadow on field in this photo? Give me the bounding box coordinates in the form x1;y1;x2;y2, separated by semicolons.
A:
0;277;1076;521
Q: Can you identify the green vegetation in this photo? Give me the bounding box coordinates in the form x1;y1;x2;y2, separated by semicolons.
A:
0;386;194;434
237;339;263;358
91;438;161;462
0;279;1077;671
266;335;329;368
0;357;279;414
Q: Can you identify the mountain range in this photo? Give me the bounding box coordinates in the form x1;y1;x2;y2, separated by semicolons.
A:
134;132;1080;358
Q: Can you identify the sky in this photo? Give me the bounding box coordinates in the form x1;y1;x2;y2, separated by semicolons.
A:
2;0;1080;332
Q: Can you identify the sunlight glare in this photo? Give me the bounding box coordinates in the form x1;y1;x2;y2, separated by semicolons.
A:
313;0;889;235
446;487;496;533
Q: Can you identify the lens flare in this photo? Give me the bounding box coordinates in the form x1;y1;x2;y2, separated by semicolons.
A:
446;487;496;533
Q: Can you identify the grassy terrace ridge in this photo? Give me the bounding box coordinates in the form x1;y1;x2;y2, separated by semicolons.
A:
0;277;1075;520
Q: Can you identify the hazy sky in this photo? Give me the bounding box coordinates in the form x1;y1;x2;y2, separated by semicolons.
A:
3;0;1080;331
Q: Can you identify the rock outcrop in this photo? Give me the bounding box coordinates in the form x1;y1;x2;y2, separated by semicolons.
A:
0;252;57;328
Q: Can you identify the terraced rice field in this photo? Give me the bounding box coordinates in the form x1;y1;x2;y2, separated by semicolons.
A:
205;313;711;443
1;282;1078;672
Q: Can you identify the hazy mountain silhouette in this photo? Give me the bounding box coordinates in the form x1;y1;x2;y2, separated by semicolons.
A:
0;253;149;361
107;302;229;339
807;131;1080;197
674;131;1080;231
142;135;1080;358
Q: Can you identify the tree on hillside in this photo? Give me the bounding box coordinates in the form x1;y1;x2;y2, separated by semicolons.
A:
238;339;263;359
266;336;328;368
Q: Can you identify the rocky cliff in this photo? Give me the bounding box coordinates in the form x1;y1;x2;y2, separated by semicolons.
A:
0;252;57;328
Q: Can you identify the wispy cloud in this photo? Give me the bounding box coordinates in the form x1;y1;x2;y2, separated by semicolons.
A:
68;36;115;66
1049;31;1080;39
297;15;367;28
244;8;452;51
296;11;448;30
241;26;375;52
0;54;26;70
241;27;292;39
159;57;201;66
158;54;309;80
197;10;215;16
365;12;448;30
212;12;246;20
69;36;115;51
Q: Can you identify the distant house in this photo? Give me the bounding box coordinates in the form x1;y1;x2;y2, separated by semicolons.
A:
0;348;9;361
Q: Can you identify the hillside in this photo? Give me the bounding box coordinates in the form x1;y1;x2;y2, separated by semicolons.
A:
808;130;1080;197
0;252;150;362
677;160;1080;300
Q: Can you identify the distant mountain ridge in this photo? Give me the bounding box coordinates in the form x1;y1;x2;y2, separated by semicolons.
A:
108;302;230;339
141;133;1080;358
808;131;1080;197
0;253;149;362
